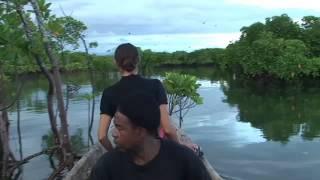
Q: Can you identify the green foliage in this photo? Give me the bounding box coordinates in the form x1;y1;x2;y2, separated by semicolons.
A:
301;16;320;57
0;3;34;74
225;14;320;80
0;0;94;76
89;42;98;48
91;54;116;71
2;3;320;83
79;93;96;101
265;14;301;40
48;16;87;50
37;0;52;20
239;34;309;79
163;72;203;127
42;129;86;154
59;51;116;72
240;22;266;44
0;51;116;74
70;129;87;154
140;48;226;69
164;73;203;105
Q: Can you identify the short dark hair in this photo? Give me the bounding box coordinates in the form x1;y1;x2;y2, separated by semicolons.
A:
117;93;160;135
114;43;140;72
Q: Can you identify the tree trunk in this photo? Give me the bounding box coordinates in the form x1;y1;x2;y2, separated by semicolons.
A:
0;109;10;179
80;37;95;143
88;100;91;147
179;99;183;128
0;132;2;165
29;0;73;167
0;75;10;178
17;90;23;161
14;3;61;159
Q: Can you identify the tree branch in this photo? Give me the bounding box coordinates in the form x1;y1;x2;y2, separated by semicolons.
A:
48;162;66;180
8;146;59;171
0;82;23;111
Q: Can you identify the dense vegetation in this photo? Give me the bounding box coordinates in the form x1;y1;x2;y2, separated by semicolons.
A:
225;14;320;80
0;0;101;178
2;14;320;81
141;14;320;80
1;51;116;74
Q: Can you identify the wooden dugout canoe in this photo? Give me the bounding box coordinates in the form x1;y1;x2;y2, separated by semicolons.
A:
64;128;223;180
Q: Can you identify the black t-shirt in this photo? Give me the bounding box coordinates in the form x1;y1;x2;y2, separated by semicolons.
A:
100;74;168;117
90;140;211;180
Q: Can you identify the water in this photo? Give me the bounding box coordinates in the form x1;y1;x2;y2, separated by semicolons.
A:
5;67;320;180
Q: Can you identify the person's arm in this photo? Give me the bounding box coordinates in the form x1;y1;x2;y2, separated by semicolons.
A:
160;104;179;143
99;89;116;151
98;114;113;151
156;79;179;142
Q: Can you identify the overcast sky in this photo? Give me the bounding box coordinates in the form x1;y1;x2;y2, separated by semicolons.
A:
48;0;319;53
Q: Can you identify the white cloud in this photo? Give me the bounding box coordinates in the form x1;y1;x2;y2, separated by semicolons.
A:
48;0;244;35
86;32;241;53
48;0;315;52
226;0;320;11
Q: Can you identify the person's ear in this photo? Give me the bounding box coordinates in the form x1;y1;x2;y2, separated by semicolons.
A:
136;127;147;138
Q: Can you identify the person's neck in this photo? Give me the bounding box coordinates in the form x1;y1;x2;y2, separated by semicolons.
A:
132;137;161;166
121;70;138;77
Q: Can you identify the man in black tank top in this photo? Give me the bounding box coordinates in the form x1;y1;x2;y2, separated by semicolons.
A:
91;93;210;180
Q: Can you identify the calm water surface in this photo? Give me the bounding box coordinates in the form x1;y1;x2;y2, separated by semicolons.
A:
6;67;320;180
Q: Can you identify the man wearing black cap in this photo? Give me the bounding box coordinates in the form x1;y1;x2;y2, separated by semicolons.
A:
90;93;211;180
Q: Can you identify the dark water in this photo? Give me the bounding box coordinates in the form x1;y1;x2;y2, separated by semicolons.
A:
6;67;320;180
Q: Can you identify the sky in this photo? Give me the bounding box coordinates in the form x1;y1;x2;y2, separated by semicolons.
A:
48;0;320;54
